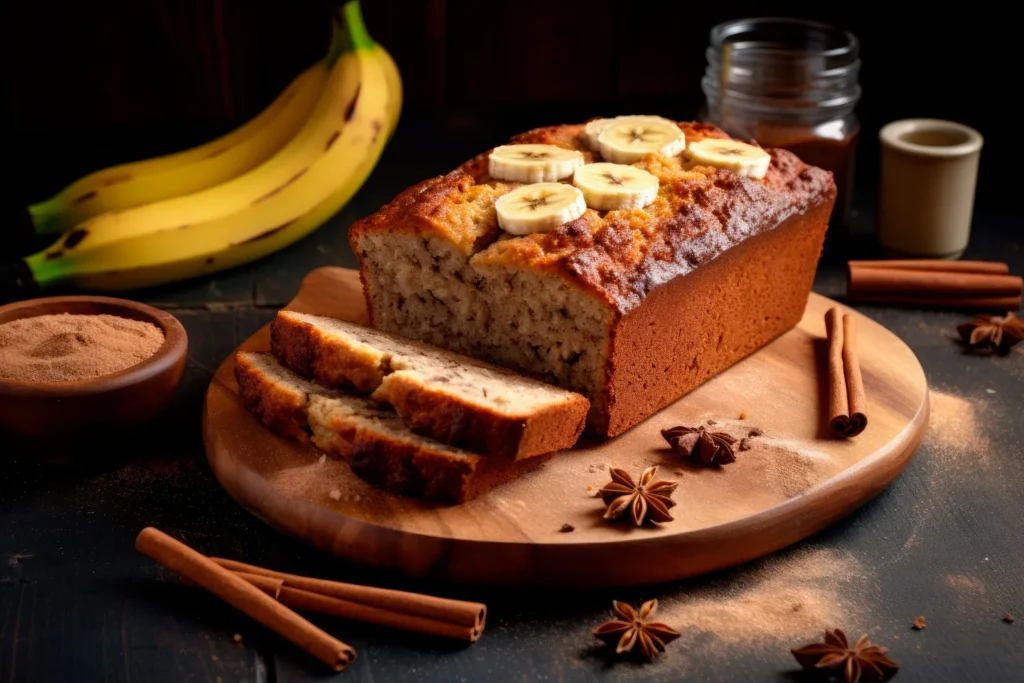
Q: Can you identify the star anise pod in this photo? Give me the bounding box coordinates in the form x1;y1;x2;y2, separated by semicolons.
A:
593;599;680;661
792;628;899;683
661;425;737;465
599;466;677;526
957;312;1024;353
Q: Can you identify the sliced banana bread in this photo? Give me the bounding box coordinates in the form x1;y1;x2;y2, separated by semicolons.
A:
234;351;540;502
270;310;589;460
350;120;835;437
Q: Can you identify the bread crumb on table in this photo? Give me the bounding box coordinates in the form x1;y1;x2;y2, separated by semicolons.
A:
328;489;342;501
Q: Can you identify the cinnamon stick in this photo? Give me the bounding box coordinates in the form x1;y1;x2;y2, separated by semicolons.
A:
179;571;284;599
135;528;355;672
824;308;867;438
211;558;485;630
847;266;1023;298
849;260;1010;275
842;315;867;434
247;580;481;642
845;294;1021;311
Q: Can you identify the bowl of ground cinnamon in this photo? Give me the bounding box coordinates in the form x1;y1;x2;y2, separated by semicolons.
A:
0;295;187;445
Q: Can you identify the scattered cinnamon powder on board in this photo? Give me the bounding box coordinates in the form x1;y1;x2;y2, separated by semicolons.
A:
0;313;164;382
656;547;867;647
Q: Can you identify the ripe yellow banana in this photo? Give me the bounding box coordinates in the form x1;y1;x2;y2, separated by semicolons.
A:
28;48;336;236
24;10;398;292
37;49;361;256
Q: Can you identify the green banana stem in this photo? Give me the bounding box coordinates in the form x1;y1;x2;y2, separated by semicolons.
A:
327;1;372;56
27;196;63;236
23;250;64;288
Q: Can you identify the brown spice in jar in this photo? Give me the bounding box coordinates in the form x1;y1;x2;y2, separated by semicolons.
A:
753;123;859;227
0;313;165;382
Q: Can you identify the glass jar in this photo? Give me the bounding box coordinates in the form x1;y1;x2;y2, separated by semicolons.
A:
701;18;861;228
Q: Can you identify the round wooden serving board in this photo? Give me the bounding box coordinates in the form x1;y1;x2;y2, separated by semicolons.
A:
203;267;929;588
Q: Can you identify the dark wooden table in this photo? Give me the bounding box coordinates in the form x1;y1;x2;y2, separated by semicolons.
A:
2;115;1022;683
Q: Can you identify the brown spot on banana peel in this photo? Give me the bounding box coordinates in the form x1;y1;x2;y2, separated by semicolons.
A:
230;220;295;246
343;85;361;122
371;121;382;144
325;130;341;150
46;250;64;260
205;257;215;265
250;168;308;205
101;173;133;186
63;228;88;249
73;191;97;204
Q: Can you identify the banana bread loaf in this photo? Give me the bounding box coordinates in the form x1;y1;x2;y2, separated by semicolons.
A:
350;120;835;437
269;310;589;459
235;351;540;502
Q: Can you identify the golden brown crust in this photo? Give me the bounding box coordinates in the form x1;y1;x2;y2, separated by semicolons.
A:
347;439;549;503
376;373;588;460
270;310;590;460
600;198;833;436
235;351;535;503
234;351;313;443
271;314;387;392
350;121;836;315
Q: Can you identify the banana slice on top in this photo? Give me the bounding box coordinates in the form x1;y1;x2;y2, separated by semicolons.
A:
494;183;586;235
686;138;771;179
488;144;584;183
582;115;674;151
598;119;686;163
573;163;659;211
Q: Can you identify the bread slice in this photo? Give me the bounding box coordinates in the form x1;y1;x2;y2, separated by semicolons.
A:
270;310;589;460
234;351;540;502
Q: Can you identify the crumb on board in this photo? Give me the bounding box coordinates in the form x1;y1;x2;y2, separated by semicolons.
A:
912;616;926;630
738;412;747;420
1004;613;1015;623
328;489;342;501
559;523;575;533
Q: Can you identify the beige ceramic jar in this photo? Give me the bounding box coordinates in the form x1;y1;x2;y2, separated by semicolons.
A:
877;119;984;258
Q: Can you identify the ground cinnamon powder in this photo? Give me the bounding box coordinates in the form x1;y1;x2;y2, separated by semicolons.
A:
0;313;165;382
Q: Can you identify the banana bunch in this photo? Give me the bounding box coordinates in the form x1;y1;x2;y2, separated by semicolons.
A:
17;1;400;292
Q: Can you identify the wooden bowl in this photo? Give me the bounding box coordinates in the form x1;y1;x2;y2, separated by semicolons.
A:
0;296;187;446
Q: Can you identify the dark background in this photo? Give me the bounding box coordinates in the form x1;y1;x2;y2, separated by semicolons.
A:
0;0;1011;215
2;4;1022;683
